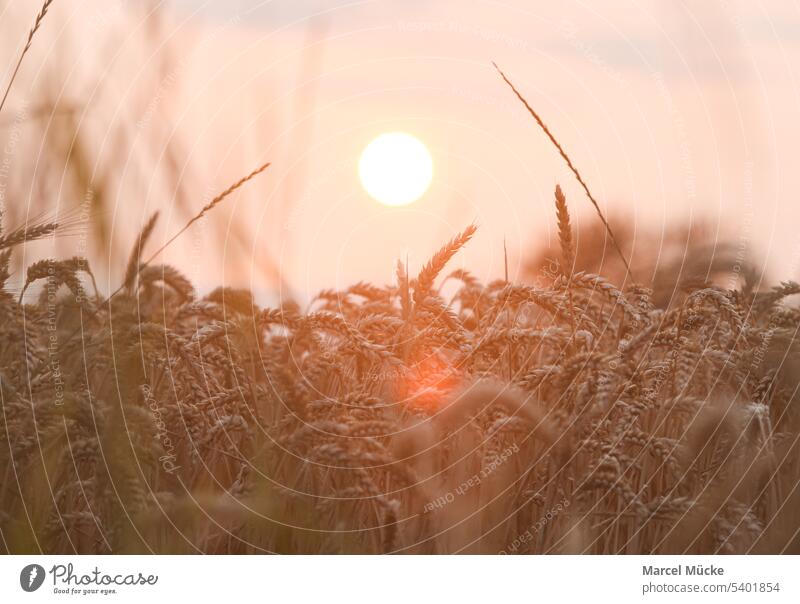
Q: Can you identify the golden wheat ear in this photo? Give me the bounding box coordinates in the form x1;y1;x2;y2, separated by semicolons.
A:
414;224;477;305
554;185;574;276
124;211;160;293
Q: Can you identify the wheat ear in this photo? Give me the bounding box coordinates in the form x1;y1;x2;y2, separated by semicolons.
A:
124;211;160;292
0;221;58;250
555;185;579;336
414;224;477;305
555;185;574;276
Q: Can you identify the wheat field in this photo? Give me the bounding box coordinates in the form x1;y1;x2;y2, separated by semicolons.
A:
2;190;800;554
2;1;800;556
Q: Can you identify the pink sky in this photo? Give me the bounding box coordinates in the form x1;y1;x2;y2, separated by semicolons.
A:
3;0;800;302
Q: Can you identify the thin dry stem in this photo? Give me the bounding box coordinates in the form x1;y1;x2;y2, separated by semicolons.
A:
493;62;634;280
0;0;55;116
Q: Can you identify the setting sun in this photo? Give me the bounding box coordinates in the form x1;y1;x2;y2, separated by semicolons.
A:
359;132;433;206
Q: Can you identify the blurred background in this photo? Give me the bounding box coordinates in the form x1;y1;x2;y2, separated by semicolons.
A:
2;0;799;303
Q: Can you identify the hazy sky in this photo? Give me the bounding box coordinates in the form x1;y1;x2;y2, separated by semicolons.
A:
5;0;800;302
161;0;800;299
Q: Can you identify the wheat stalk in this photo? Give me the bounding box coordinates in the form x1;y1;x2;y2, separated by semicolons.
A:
493;62;634;280
148;162;271;266
503;237;509;283
0;0;56;117
396;258;410;320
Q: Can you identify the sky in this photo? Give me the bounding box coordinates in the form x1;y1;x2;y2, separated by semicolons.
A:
4;0;800;302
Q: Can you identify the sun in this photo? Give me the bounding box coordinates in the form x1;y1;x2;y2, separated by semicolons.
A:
359;132;433;206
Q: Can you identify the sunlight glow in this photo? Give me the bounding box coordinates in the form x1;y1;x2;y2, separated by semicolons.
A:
359;132;433;206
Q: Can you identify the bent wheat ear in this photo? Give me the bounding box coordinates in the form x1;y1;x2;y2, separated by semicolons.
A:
19;256;90;303
0;221;57;250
